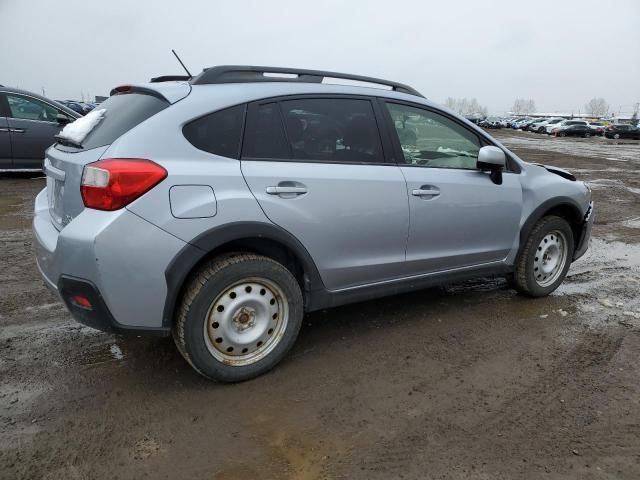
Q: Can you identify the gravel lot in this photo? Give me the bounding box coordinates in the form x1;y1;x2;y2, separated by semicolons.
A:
1;130;639;479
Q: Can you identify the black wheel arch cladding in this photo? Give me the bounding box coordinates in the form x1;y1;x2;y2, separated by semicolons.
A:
162;222;325;327
519;197;585;252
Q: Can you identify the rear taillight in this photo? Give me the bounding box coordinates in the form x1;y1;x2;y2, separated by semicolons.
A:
81;159;167;211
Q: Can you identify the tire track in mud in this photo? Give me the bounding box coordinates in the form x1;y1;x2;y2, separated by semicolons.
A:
329;329;631;478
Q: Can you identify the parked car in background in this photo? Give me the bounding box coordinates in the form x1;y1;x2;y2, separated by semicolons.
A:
586;121;606;136
479;117;502;129
513;118;533;129
56;100;96;116
509;117;527;129
552;123;592;137
604;124;640;140
547;120;586;135
526;118;548;132
531;117;562;133
33;65;593;382
0;87;80;170
543;118;565;134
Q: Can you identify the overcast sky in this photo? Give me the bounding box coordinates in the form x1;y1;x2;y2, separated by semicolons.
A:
1;0;638;114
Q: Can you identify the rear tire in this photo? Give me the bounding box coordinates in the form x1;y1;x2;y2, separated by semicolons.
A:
513;216;574;297
173;253;303;382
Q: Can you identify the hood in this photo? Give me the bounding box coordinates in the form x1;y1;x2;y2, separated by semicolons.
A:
531;163;576;181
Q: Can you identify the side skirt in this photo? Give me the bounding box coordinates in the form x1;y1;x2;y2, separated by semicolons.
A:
305;262;512;311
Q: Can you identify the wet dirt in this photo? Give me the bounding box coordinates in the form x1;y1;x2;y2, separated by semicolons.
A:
1;131;639;479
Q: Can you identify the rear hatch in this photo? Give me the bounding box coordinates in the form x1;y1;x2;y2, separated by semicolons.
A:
44;88;175;230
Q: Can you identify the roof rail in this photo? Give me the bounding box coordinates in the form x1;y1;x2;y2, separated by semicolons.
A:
189;65;424;97
150;75;191;83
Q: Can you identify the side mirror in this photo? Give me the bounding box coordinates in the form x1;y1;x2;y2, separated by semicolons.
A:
56;113;73;125
477;146;506;185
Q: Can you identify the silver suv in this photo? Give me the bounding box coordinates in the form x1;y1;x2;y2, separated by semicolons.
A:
34;66;593;382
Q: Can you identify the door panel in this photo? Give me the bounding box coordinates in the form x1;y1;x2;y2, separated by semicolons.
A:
383;101;522;274
0;116;11;168
5;93;64;169
240;97;409;291
242;161;409;290
402;167;522;273
7;118;60;168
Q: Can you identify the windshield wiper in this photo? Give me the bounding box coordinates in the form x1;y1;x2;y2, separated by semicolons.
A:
54;135;83;149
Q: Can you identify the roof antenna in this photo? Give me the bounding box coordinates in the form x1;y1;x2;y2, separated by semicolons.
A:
172;49;192;79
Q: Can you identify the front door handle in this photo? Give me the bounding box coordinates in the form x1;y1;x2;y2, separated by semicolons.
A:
266;186;308;195
412;186;440;197
10;128;26;134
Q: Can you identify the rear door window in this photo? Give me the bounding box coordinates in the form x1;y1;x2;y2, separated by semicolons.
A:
183;105;245;158
241;103;291;159
278;98;383;164
75;92;168;150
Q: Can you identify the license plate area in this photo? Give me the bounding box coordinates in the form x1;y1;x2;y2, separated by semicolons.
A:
46;176;64;227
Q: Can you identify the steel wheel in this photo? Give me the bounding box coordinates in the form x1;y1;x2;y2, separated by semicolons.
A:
533;230;568;287
204;277;289;366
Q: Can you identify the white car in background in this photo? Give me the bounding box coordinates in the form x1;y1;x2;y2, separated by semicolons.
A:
544;118;566;134
586;121;606;136
549;120;589;135
530;117;562;133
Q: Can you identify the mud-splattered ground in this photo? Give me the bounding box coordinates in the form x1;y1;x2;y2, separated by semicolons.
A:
1;130;639;479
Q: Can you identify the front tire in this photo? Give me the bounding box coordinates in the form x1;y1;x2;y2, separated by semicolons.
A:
513;216;574;297
173;253;303;382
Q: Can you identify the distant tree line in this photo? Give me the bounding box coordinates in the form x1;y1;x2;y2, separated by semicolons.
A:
584;98;608;117
444;97;488;118
510;97;614;118
511;99;537;115
445;96;630;120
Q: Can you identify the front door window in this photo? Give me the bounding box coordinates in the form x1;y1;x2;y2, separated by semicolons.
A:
386;102;480;170
7;94;59;122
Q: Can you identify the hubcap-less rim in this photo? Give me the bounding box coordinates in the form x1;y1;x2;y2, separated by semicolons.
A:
204;277;288;366
533;230;568;287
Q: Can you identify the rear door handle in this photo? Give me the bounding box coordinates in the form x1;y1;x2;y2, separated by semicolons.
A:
266;186;308;195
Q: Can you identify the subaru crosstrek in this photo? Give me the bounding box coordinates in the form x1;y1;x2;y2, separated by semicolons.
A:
33;66;593;382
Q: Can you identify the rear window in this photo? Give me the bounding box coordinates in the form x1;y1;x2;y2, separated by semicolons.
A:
183;105;245;158
74;92;168;150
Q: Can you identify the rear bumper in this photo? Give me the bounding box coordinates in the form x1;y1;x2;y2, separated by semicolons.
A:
33;188;185;334
58;276;169;336
573;201;594;261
